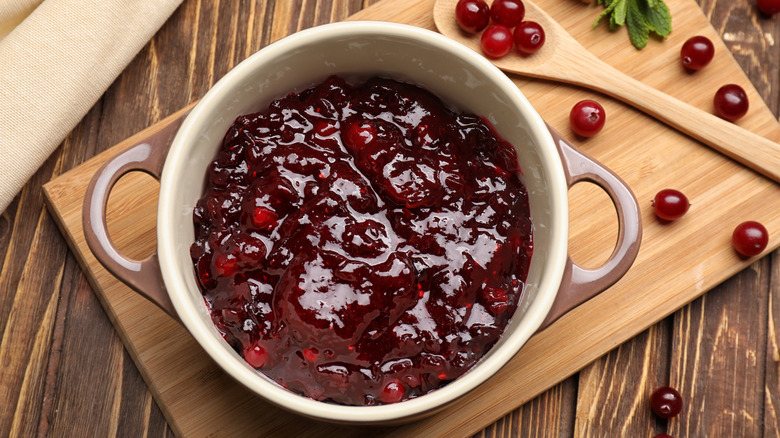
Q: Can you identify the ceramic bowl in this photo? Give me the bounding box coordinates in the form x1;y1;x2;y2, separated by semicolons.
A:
83;21;641;424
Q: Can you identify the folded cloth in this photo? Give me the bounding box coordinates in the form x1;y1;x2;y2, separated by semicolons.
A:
0;0;184;214
0;0;43;40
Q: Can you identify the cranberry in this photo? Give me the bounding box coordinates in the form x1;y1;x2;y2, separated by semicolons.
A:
482;287;510;315
195;255;214;289
680;36;714;71
243;343;269;369
214;253;238;277
251;206;278;230
379;379;406;404
481;25;514;58
232;234;267;267
314;120;339;137
649;386;683;419
569;100;606;137
732;221;769;257
652;189;690;221
714;84;749;122
490;0;525;27
758;0;780;15
455;0;490;33
302;347;319;362
191;76;533;405
513;21;545;54
342;120;377;151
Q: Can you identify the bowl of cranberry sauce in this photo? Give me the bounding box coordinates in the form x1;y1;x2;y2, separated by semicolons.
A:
192;74;535;407
83;21;641;424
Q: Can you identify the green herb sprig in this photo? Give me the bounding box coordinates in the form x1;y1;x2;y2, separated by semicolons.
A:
593;0;672;49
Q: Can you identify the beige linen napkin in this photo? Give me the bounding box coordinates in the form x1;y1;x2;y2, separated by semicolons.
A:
0;0;42;40
0;0;184;214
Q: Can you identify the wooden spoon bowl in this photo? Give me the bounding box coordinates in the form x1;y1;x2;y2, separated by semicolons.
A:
433;0;780;183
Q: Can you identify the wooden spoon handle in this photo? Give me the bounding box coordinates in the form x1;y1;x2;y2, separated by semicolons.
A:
576;53;780;182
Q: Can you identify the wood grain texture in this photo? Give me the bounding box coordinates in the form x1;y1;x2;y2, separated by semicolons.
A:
39;0;780;434
0;0;777;437
765;252;780;437
575;322;672;437
671;262;769;436
569;1;780;437
47;2;778;436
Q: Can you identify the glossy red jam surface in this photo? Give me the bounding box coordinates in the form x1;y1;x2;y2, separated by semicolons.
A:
190;75;534;405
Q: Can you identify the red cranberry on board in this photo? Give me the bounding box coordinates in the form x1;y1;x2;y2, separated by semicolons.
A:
652;189;690;221
569;99;606;137
732;221;769;257
713;84;749;122
680;35;714;71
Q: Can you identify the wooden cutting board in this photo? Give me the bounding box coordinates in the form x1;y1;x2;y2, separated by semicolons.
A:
43;0;780;436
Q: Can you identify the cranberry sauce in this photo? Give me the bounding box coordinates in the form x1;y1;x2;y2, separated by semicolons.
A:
190;75;533;406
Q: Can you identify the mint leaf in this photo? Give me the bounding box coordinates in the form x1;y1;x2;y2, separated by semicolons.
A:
593;0;624;29
626;0;651;48
644;0;672;38
611;0;627;29
592;0;673;49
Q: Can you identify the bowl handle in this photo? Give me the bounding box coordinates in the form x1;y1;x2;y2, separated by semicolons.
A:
82;111;190;319
537;125;642;331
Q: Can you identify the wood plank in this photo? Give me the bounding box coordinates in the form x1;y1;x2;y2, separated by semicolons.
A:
0;145;71;438
473;377;578;438
765;252;780;438
669;261;770;437
33;2;780;438
574;323;671;437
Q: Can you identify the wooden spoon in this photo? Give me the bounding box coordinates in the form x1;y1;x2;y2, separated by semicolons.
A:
433;0;780;183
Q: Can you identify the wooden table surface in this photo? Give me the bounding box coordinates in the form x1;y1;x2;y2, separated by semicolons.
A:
1;0;778;437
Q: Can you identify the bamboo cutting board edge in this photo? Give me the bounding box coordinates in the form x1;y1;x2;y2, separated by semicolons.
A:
43;0;780;436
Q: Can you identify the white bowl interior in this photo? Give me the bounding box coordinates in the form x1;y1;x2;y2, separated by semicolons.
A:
157;21;568;423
